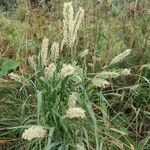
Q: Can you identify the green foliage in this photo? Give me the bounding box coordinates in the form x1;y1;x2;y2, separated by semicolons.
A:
0;0;16;12
0;58;20;77
0;13;27;53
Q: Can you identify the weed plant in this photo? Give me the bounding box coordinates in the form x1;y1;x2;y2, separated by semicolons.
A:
0;1;150;150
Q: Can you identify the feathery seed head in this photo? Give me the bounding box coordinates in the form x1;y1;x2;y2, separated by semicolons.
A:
63;2;74;46
110;49;132;65
71;7;84;47
61;64;75;78
50;42;59;62
22;125;46;140
9;73;28;84
44;63;56;79
95;71;119;79
66;107;86;119
92;78;110;88
40;37;49;67
62;2;84;48
68;92;78;108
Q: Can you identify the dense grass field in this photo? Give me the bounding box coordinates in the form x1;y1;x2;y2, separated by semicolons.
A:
0;0;150;149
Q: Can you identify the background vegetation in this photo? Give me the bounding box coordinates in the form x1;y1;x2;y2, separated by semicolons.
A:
0;0;150;149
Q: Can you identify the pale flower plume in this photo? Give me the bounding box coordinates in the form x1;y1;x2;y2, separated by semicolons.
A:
121;68;131;76
92;78;110;88
22;125;46;140
62;2;73;49
66;107;85;119
71;7;84;47
68;92;78;108
50;42;59;62
62;2;84;49
95;71;119;79
40;37;49;67
9;73;28;84
44;63;56;79
61;64;75;78
110;49;132;65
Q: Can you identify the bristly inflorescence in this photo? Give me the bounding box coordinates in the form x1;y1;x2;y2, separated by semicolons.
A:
40;37;49;67
44;63;56;79
50;42;59;63
61;64;75;78
95;71;120;79
109;49;132;65
22;125;46;140
68;92;78;108
62;2;84;49
66;91;86;119
66;107;86;119
92;78;110;88
9;73;28;84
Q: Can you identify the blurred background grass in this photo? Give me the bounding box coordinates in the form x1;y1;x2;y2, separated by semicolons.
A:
0;0;150;149
0;0;150;71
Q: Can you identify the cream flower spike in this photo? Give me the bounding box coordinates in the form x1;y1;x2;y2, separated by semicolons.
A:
66;107;86;119
110;49;132;65
92;78;110;88
61;64;75;78
50;42;59;62
68;92;78;108
62;2;84;49
44;63;56;79
22;125;46;140
40;37;49;67
95;71;119;79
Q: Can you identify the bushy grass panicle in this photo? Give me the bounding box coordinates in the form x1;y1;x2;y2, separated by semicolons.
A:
95;71;120;79
68;92;78;108
109;49;132;66
22;125;46;140
50;42;59;63
66;107;86;119
71;7;84;47
40;37;49;67
62;1;84;49
9;72;28;84
60;63;75;78
44;63;56;79
92;78;110;88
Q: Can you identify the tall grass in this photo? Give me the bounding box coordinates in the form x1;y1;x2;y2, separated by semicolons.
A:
0;0;150;150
